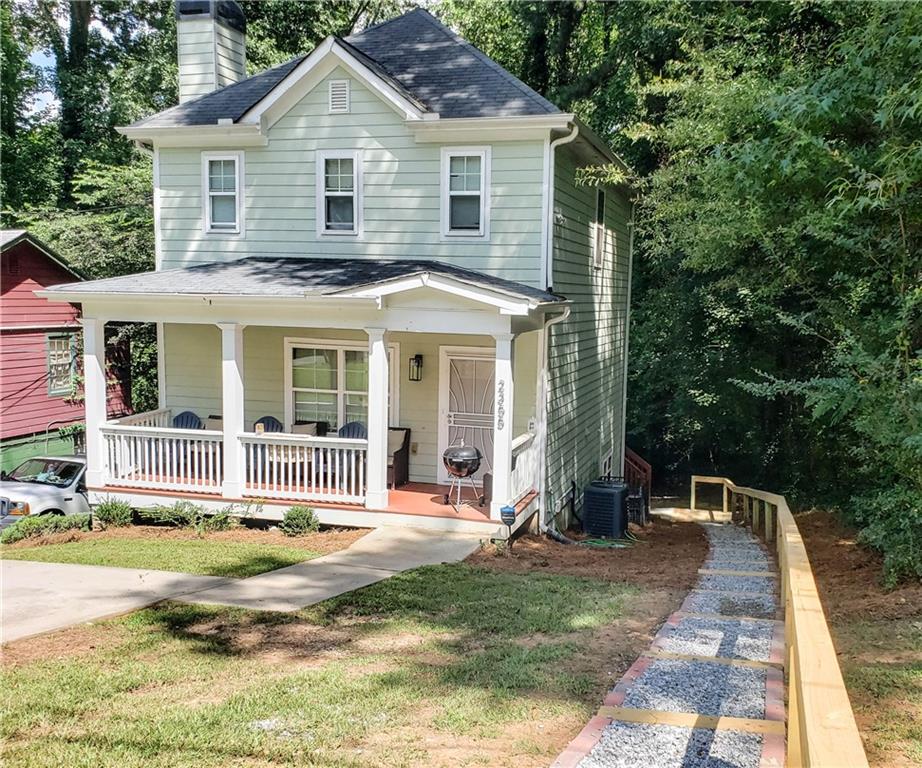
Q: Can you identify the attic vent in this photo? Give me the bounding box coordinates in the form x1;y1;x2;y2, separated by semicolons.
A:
328;80;350;113
6;254;20;275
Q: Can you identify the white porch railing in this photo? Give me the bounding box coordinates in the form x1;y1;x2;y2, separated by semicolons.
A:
240;432;368;504
108;408;172;428
101;424;223;492
510;432;539;504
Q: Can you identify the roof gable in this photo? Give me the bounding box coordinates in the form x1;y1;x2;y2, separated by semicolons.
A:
124;8;560;132
0;230;83;280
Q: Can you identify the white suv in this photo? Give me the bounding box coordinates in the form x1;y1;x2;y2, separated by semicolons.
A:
0;456;90;525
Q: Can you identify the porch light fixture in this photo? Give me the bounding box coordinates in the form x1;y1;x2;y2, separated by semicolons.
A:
409;354;423;382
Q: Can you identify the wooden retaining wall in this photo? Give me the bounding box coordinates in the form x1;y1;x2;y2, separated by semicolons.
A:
691;475;868;768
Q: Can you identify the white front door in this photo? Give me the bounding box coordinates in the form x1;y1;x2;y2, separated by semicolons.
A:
438;347;495;484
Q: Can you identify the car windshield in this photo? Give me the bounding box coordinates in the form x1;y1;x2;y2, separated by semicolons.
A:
8;459;82;488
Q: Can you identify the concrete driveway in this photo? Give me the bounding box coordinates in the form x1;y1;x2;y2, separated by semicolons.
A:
1;560;233;643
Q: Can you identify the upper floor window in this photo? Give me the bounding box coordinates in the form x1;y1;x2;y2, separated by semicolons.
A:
317;149;362;237
592;188;606;268
441;147;490;239
47;333;75;397
202;151;244;235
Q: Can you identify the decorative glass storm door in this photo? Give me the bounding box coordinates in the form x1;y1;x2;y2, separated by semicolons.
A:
438;349;495;484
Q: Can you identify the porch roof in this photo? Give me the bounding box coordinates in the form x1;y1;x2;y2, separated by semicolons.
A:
41;256;564;308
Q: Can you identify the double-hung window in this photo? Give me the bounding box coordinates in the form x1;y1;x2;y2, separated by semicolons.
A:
285;339;397;431
441;147;490;238
592;188;606;268
317;149;362;236
47;333;75;397
202;152;243;234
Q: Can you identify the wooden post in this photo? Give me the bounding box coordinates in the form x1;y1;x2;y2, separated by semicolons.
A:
690;476;697;512
365;327;389;510
81;318;107;488
490;333;515;520
722;481;729;518
218;322;245;498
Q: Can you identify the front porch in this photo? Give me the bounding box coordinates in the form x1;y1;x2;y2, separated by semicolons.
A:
53;257;562;534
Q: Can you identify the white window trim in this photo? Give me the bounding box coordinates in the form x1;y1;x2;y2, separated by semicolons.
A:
201;151;245;236
592;187;606;269
328;78;350;113
440;146;491;241
283;337;399;431
316;149;363;238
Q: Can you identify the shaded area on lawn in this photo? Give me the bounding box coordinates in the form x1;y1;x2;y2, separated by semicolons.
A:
0;519;706;768
0;525;366;579
800;509;922;766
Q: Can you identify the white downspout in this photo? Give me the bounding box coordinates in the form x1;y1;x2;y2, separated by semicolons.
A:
536;121;579;532
537;305;570;533
540;123;580;290
618;203;636;477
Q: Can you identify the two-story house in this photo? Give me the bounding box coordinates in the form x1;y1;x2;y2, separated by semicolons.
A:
41;4;635;538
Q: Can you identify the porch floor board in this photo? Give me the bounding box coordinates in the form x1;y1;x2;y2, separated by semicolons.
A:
90;482;537;524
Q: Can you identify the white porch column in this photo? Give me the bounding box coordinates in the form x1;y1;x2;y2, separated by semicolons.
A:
490;333;515;519
81;318;107;488
218;323;245;498
365;327;389;510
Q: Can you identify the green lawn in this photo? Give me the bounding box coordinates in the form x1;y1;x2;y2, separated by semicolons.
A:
1;564;640;768
837;618;922;766
0;537;321;578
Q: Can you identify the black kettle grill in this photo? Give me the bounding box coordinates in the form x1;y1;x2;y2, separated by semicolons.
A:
442;442;485;511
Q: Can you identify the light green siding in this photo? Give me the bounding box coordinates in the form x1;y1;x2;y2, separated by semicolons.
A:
162;324;514;484
545;146;631;524
157;67;546;286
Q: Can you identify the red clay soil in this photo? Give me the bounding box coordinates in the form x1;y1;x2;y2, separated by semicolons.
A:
797;509;922;622
4;524;368;553
467;518;708;591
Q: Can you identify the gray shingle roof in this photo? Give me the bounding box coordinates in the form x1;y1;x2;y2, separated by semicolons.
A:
343;9;559;118
45;256;563;305
128;8;560;130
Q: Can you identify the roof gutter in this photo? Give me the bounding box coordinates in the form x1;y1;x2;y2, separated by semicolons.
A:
541;121;579;290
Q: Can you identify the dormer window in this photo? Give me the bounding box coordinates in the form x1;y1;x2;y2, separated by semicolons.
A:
328;79;350;113
317;149;362;237
441;147;490;239
202;151;244;235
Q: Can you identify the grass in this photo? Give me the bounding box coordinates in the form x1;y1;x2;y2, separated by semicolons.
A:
1;564;639;767
0;537;321;578
835;618;922;765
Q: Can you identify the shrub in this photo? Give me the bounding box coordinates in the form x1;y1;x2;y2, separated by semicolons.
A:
1;513;91;545
144;500;236;536
145;500;203;528
279;505;319;536
94;498;133;528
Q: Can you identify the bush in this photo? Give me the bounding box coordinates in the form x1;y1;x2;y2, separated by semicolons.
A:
851;485;922;587
279;505;319;536
144;500;235;536
94;498;133;528
1;513;91;544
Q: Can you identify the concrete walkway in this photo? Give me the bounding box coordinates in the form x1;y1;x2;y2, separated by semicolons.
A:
1;560;233;643
1;527;483;642
553;521;786;768
179;527;483;611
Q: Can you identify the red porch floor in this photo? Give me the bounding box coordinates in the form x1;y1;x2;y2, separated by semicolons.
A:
90;482;536;523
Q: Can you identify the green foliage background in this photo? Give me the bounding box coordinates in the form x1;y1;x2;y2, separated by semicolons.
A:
2;1;919;581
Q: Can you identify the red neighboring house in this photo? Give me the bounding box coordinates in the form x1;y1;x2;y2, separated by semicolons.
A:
0;230;130;471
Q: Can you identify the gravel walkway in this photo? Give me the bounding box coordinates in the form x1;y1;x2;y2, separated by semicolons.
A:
557;522;785;768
